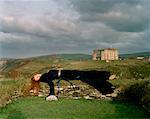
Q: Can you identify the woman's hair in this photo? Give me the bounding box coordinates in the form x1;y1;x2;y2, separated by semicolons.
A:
30;77;40;96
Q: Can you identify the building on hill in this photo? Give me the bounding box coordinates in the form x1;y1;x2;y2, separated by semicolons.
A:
92;49;101;60
137;57;144;60
93;48;119;61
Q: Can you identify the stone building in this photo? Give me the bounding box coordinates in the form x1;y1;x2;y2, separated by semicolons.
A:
93;48;119;61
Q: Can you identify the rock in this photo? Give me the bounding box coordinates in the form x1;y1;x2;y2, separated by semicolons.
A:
55;87;64;91
113;87;123;94
72;91;80;97
106;94;112;97
73;97;81;99
6;100;12;104
106;93;117;98
38;92;44;97
68;91;74;95
101;95;106;98
104;97;112;100
67;86;72;89
75;90;81;93
109;74;116;80
111;93;117;97
106;60;110;63
30;90;33;93
84;96;93;100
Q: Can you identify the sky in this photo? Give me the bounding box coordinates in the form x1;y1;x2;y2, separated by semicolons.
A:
0;0;150;58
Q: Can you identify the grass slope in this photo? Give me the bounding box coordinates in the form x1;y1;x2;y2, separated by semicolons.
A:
120;52;150;58
29;54;92;61
57;54;91;61
2;55;150;80
0;97;149;119
1;54;91;77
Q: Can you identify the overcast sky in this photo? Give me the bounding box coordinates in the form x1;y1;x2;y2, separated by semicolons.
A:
0;0;150;58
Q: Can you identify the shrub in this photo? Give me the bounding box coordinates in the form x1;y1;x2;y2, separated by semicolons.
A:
116;79;150;112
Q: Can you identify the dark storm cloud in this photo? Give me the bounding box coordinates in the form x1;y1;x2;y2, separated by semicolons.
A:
71;0;140;14
72;0;150;32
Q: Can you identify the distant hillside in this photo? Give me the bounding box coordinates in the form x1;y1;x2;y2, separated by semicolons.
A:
57;54;92;60
32;54;92;61
0;54;92;76
1;53;150;80
120;52;150;58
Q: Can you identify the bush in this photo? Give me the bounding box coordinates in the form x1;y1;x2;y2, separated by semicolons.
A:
116;79;150;112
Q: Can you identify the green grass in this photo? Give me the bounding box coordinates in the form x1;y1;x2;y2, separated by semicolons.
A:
0;97;149;119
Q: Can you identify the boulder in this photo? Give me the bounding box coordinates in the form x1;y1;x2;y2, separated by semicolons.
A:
84;96;93;100
109;74;116;80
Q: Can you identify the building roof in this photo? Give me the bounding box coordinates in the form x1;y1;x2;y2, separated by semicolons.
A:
93;48;118;51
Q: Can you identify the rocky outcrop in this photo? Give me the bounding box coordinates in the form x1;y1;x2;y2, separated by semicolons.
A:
0;60;7;72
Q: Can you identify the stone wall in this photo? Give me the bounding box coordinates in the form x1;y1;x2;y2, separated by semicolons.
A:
36;84;118;100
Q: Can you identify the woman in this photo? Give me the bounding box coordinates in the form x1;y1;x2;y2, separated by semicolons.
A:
30;69;76;98
30;70;58;101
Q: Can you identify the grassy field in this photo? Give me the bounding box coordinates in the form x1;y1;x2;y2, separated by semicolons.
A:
2;57;150;80
0;97;149;119
0;55;150;118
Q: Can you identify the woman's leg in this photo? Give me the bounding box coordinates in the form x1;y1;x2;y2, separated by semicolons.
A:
47;79;55;95
46;79;58;101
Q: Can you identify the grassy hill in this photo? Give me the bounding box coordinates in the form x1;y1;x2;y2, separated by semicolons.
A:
26;53;91;61
120;52;150;58
1;51;150;76
48;53;92;61
1;53;150;80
